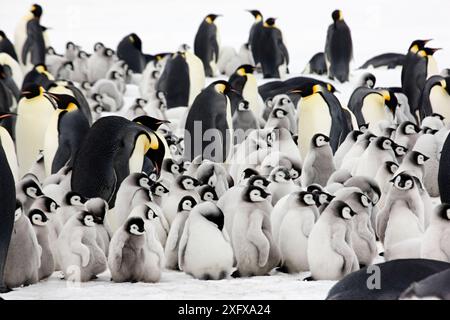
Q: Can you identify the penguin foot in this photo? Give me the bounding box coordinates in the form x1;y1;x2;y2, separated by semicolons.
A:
0;286;12;293
359;264;367;269
231;270;241;278
379;252;384;257
302;276;315;282
276;266;289;273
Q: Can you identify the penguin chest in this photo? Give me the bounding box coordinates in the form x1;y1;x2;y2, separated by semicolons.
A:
430;86;450;123
298;94;331;157
128;134;147;174
44;112;62;176
385;202;423;247
243;76;261;116
361;93;386;125
427;57;439;79
0;127;18;181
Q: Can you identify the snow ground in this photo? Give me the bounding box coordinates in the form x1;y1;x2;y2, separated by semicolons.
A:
0;0;449;300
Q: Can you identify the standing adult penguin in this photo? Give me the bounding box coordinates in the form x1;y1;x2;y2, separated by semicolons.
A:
183;80;233;162
325;10;353;82
116;33;146;73
419;75;450;121
247;10;263;66
258;18;289;79
71;116;167;207
0;31;18;61
401;39;431;89
21;5;46;70
16;84;55;176
194;14;220;77
229;64;263;117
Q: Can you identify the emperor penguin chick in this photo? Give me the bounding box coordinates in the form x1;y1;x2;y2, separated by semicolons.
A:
15;174;44;214
108;217;163;283
85;197;110;256
267;166;301;205
178;202;234;280
129;203;170;247
421;204;450;262
4;203;41;288
301;133;336;187
28;209;54;279
165;196;197;270
353;136;396;178
307;200;359;280
57;211;107;282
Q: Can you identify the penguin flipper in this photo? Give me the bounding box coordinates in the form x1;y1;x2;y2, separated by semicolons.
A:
177;222;189;270
330;224;355;275
247;210;270;268
375;207;390;243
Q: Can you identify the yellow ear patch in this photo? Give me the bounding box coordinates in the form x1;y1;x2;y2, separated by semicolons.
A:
418;50;427;57
382;90;391;101
36;65;45;73
339;10;343;20
441;80;447;88
237;68;246;76
39;86;44;95
206;16;213;24
215;83;226;94
312;85;322;94
147;132;160;151
327;84;333;92
67;102;78;112
411;44;419;53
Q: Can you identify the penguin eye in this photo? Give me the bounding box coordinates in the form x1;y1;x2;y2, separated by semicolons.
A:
85;216;94;225
172;164;179;172
183;200;191;208
204;192;213;200
319;194;327;204
290;169;299;179
369;136;376;142
360;195;370;207
26;187;38;198
50;202;57;212
33;215;41;223
238;102;246;110
251;190;261;199
71;195;82;205
417;155;424;164
303;194;314;205
396;147;405;155
156;186;163;193
446;209;450;220
341;207;352;220
405;180;413;189
383;140;391;148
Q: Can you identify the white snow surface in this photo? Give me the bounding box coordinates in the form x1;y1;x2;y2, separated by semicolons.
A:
0;0;449;300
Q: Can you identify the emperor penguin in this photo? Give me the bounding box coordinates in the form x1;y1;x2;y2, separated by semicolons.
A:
400;268;450;300
231;185;280;277
4;202;41;288
179;202;233;280
86;43;115;83
334;130;363;169
108;216;163;283
303;52;327;75
0;31;18;61
296;83;351;158
71;116;167;208
307;200;359;280
394;121;420;150
16;84;55;176
353;136;396;178
247;10;264;66
183;80;233;162
19;4;46;70
28;208;54;279
14;4;42;65
56;211;107;282
194;14;221;77
413;133;441;197
324;10;353;82
229;65;263;118
301;133;336;187
359;53;405;70
232;99;258;132
258;18;289;79
0;113;19;181
267;166;300;205
0;138;16;293
116;33;146;73
421;204;450;262
85;197;110;256
276;191;319;273
165;195;197;270
420;76;450;122
15;174;44;214
376;172;425;260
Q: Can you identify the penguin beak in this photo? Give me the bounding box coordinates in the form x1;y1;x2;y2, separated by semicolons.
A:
44;92;59;101
289;89;302;94
0;112;17;119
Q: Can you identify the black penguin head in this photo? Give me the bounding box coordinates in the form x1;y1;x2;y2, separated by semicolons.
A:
375;136;393;151
128;33;142;51
143;205;158;220
363;73;376;88
248;174;270;189
64;191;87;206
400;121;420;135
409;39;432;53
314;191;335;206
66;41;75;50
243;185;271;202
270;166;291;183
293;82;324;98
385;161;399;175
391;172;415;190
201;203;225;231
178;195;198;212
350;130;363;142
103;48;114;57
133;116;170;131
331;9;343;22
306;184;323;194
135;172;151;189
237;100;250;112
410;151;429;166
236;64;255;76
28;209;48;226
45;93;79;111
273;108;288;119
0;31;5;38
205;14;221;23
297;191;316;206
212;80;231;96
21;177;43;199
78;50;89;59
381;90;398;114
78;211;96;227
421;127;438;135
247;10;262;20
432;112;445;121
85;198;108;224
240;168;259;181
151;181;169;196
418;47;441;57
312;133;330;148
177;175;200;190
333;200;357;220
126;217;146;236
30;4;43;18
35;196;59;213
264;18;276;27
436;203;450;221
199;185;218;202
163;158;183;175
21;84;44;99
392;143;408;157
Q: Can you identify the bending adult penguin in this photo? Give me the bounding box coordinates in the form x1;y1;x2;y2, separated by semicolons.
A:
229;64;263;117
325;10;353;82
183;80;233;162
258;18;289;79
359;53;405;69
116;33;146;73
400;268;450;300
16;84;56;176
303;52;327;75
420;75;450;121
194;14;220;77
71;116;166;207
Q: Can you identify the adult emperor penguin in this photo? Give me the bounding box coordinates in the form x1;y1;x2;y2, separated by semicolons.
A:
359;53;405;70
421;203;450;262
71;116;167;207
301;133;336;187
229;64;263;118
183;80;233;162
325;10;353;82
438;133;450;203
57;211;107;282
307;200;359;280
43;93;90;176
116;33;146;73
0;31;18;61
258;18;289;79
231;185;280;277
420;75;450;121
296;82;351;158
194;14;221;77
108;216;163;283
16;84;55;176
179;202;234;280
0;131;16;293
21;6;46;71
0;112;18;181
401;268;450;300
303;52;327;75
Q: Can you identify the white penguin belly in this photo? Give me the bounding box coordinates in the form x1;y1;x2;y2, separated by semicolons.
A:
421;225;449;261
44;112;62;177
361;94;385;126
427;57;439;79
0;127;18;181
185;51;205;107
430;86;450;124
384;203;423;249
243;75;262;117
298;94;331;158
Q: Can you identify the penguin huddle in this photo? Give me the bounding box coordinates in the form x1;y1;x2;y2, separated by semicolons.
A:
1;4;450;301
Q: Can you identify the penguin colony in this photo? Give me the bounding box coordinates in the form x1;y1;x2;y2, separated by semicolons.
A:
0;4;450;300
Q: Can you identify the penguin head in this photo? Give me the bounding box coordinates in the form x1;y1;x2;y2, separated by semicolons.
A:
270;166;291;183
110;70;124;81
293;83;325;98
104;48;114;57
78;211;96;227
273;108;288;119
298;191;316;206
205;14;221;24
66;41;75;50
392;143;408;158
134;172;151;189
409;39;432;53
126;217;146;236
385;161;399;175
314;191;335;206
334;201;357;220
264;18;276;27
359;123;369;132
410;151;429;166
306;184;323;194
375;136;393;151
21;177;43;199
381;90;399;115
28;209;49;226
178;195;198;212
247;10;262;20
64;191;87;207
128;33;142;51
418;47;441;57
178;175;200;190
436;204;450;221
45;93;79;111
290;167;301;180
197;202;224;230
142;205;158;220
199;185;218;202
332;10;343;22
212;80;231;96
133;116;170;131
30;4;43;18
421;127;438;135
236;64;255;76
151;181;169;197
312;133;330;148
94;42;105;52
163;158;184;175
248;174;270;189
33;196;59;213
362;73;376;88
78;50;89;59
391;172;415;190
244;185;271;202
358;192;372;208
14;201;23;222
400;121;420;135
237;100;250;112
21;84;44;99
85;198;108;224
